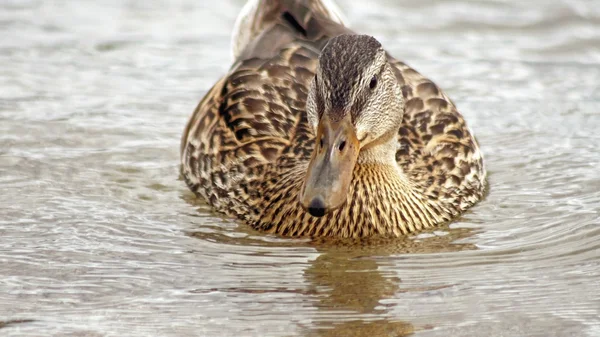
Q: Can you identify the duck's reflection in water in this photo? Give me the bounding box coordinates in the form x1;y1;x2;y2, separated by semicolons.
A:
302;248;412;336
184;198;476;336
302;229;477;336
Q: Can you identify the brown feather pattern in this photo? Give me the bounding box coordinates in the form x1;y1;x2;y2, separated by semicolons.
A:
180;1;485;237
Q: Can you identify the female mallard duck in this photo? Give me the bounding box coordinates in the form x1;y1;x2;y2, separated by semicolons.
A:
181;0;486;237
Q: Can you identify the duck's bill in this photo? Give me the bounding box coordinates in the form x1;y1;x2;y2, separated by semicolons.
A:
300;115;359;217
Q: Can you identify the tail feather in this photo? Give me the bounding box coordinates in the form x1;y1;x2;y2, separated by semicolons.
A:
231;0;348;60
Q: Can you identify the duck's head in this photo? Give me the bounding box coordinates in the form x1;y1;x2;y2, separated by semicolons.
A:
300;34;405;217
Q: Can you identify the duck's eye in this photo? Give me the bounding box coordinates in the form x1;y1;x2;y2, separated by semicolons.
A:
369;75;377;89
338;141;346;152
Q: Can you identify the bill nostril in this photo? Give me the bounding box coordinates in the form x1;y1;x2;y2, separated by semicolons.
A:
307;197;326;217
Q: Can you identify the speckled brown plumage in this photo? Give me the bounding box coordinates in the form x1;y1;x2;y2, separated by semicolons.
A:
180;0;485;237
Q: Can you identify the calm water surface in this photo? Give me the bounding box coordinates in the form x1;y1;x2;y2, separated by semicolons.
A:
1;0;599;336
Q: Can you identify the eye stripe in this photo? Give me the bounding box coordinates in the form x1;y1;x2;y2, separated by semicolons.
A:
314;74;325;118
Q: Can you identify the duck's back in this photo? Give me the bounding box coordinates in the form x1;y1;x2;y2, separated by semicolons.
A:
181;0;485;236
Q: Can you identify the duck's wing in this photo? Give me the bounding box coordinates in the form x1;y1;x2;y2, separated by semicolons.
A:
390;59;486;213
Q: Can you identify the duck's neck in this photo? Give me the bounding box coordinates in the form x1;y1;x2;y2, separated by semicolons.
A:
346;135;450;234
357;133;399;166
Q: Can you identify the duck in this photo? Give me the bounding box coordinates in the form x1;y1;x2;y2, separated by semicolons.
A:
180;0;486;237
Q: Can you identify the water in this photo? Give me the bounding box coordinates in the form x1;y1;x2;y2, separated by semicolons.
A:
1;0;599;336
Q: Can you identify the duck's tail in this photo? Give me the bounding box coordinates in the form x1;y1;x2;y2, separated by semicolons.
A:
231;0;348;60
